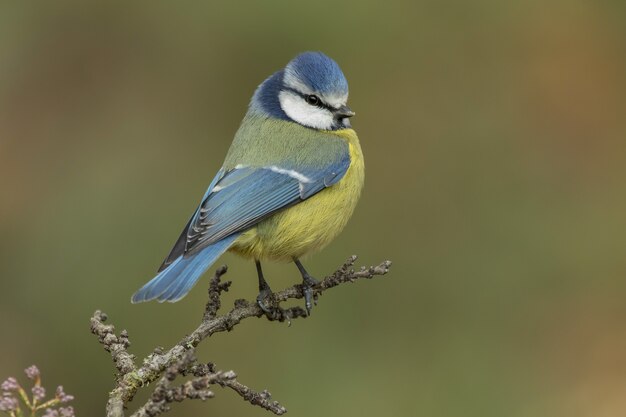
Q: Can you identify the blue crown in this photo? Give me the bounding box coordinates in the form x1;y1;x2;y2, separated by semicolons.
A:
285;51;349;96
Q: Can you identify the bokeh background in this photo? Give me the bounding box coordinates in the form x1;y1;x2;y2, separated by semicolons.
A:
1;1;626;416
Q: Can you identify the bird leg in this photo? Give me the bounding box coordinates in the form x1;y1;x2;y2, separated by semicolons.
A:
293;258;319;315
255;260;277;315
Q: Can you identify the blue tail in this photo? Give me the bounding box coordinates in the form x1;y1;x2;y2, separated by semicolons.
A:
131;233;240;303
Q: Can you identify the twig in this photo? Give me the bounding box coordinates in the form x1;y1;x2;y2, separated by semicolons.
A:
90;255;392;416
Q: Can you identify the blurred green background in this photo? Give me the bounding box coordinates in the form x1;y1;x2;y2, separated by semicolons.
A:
1;1;626;416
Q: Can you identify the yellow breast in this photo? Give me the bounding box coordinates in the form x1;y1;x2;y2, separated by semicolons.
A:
230;129;365;261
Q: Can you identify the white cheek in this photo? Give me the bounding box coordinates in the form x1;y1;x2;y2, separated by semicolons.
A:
278;91;334;130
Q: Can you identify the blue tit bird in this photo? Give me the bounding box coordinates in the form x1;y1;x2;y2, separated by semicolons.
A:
132;51;364;313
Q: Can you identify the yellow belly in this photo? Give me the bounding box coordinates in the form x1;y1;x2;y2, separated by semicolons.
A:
229;129;364;261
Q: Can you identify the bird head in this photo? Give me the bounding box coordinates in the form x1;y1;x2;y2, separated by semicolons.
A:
251;52;354;130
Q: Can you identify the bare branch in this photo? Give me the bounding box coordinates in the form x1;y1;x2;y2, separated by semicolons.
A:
203;265;231;321
91;256;392;416
218;378;287;414
90;312;136;376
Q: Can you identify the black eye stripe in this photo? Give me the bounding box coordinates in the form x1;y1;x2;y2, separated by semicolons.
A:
283;87;334;111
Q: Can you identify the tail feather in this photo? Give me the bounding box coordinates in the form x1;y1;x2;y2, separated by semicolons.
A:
131;233;239;303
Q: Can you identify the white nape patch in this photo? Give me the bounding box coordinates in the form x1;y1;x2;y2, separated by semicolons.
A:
279;90;334;130
265;165;312;183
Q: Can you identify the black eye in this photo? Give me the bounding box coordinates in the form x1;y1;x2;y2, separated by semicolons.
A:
305;94;321;106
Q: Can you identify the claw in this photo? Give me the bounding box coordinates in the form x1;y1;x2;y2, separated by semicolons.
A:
256;288;274;314
301;274;319;315
302;273;319;288
303;286;314;315
294;258;320;315
257;288;286;321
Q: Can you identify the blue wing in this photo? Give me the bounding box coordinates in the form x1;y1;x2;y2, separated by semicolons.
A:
158;149;350;269
134;143;350;303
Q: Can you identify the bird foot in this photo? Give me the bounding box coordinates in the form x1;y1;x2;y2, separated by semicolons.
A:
256;288;282;320
301;274;319;315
